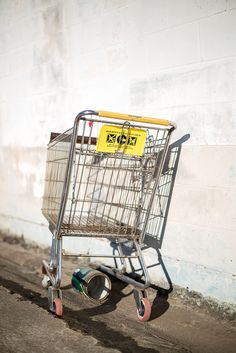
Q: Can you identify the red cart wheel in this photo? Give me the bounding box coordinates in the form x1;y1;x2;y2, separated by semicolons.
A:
53;298;63;317
137;298;151;322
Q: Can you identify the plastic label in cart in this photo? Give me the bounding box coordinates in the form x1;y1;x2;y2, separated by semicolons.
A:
96;125;147;156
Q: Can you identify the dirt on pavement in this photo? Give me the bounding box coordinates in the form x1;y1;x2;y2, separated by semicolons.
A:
0;233;235;353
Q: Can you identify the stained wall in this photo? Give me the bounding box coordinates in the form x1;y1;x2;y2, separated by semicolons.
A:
0;0;235;304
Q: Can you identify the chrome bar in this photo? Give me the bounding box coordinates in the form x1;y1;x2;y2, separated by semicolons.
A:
98;264;148;290
62;251;138;259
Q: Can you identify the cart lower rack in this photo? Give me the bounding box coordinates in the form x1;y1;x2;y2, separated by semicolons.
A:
41;110;176;321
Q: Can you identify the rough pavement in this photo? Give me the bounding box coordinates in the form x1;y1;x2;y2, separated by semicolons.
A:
0;234;235;353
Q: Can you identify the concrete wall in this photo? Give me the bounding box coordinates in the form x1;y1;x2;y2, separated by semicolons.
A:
0;0;236;304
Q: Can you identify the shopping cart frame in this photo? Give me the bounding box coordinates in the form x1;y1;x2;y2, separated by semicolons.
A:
41;110;176;321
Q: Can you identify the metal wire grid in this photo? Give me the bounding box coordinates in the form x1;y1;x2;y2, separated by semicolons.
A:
42;128;73;228
42;119;170;239
138;146;175;240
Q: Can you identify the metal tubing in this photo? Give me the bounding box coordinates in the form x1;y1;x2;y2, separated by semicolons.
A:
49;235;56;272
139;132;172;243
55;238;62;288
42;260;56;286
117;241;127;273
95;241;150;290
62;251;138;259
134;240;150;288
55;116;80;238
98;264;148;290
43;238;62;289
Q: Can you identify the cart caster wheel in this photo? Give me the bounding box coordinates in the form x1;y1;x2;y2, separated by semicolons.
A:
52;298;63;317
137;298;151;322
42;275;51;289
48;287;63;316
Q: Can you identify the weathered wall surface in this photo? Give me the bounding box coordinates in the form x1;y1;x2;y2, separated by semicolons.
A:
0;0;236;304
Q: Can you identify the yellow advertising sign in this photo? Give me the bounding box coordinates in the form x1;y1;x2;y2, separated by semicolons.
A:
96;125;147;156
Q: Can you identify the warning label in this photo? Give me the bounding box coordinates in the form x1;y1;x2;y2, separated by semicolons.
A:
96;125;146;156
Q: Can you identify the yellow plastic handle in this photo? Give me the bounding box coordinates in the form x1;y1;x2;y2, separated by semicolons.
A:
98;110;175;127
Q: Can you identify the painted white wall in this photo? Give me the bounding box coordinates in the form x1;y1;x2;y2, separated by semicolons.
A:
0;0;236;304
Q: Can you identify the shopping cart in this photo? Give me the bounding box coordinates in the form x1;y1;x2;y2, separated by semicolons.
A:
41;110;176;321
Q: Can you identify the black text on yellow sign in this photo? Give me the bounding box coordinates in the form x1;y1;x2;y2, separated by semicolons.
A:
96;125;147;156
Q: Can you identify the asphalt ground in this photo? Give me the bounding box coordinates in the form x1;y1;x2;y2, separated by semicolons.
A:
0;234;235;353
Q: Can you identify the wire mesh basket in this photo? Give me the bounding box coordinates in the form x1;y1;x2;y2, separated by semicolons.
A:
41;110;176;321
